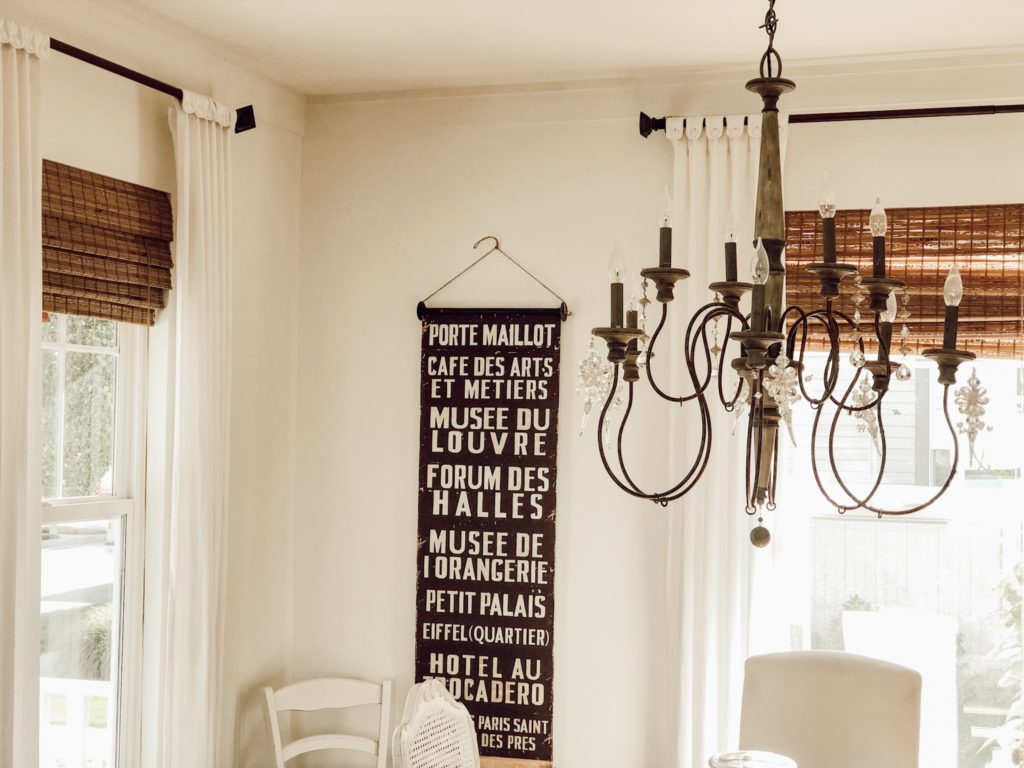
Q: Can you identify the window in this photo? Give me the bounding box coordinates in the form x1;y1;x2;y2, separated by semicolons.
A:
765;352;1024;768
40;314;146;768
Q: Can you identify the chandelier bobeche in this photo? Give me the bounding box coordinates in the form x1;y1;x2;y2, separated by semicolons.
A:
590;0;974;546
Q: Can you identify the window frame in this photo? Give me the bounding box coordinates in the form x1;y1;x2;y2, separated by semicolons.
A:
40;316;148;768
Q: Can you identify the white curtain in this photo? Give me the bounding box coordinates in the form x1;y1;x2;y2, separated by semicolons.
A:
664;113;789;768
0;19;46;768
153;91;234;767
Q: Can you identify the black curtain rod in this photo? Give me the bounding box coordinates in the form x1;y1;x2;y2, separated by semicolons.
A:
50;38;256;134
638;103;1024;137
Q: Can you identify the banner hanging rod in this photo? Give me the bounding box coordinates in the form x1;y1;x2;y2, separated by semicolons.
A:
638;103;1024;137
50;38;256;134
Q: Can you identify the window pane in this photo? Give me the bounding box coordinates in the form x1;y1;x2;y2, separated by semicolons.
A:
40;518;121;768
772;355;1024;768
42;350;59;499
62;352;116;497
42;314;59;343
66;316;117;348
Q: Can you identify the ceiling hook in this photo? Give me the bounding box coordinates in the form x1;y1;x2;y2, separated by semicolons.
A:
473;235;500;252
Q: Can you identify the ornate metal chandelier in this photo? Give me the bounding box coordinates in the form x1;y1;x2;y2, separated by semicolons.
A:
589;0;975;546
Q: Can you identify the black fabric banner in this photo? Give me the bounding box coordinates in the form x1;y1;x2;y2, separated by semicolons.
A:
415;307;561;766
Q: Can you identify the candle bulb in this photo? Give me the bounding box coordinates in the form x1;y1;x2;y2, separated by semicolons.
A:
609;246;625;328
724;208;738;282
819;173;837;264
942;265;963;349
869;198;887;278
659;186;673;268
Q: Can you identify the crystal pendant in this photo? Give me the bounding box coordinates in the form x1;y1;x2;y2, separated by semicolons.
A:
849;349;866;368
732;379;751;435
763;353;801;446
896;363;912;382
576;338;623;436
851;376;881;453
710;344;722;373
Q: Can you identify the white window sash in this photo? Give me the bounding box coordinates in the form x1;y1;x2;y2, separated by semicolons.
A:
38;320;148;768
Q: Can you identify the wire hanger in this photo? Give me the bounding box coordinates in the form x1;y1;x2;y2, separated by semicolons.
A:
416;235;570;321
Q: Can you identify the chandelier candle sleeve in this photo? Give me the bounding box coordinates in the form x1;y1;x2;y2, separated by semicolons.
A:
943;265;964;348
725;208;738;280
660;190;673;268
725;241;738;282
609;249;625;327
869;199;888;278
819;175;837;264
751;284;766;331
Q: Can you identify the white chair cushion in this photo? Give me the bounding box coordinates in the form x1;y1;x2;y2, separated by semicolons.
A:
739;651;921;768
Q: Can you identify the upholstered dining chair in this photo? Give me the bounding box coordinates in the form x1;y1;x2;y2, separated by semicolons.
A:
263;676;392;768
739;651;922;768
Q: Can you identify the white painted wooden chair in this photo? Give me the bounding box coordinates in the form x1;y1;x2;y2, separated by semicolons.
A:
263;677;392;768
393;679;479;768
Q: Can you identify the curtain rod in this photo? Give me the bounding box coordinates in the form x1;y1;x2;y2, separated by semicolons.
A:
50;38;256;134
638;103;1024;137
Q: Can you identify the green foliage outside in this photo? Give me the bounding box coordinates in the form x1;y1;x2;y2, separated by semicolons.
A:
41;315;117;498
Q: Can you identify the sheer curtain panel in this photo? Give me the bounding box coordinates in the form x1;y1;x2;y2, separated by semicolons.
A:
152;92;234;767
0;19;46;768
664;114;789;768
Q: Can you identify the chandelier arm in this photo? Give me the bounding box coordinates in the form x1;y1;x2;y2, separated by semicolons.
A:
783;307;842;407
613;383;658;498
687;303;746;402
717;314;745;410
743;381;756;510
746;374;768;510
652;325;724;504
657;343;719;502
598;353;716;504
826;332;884;413
808;369;875;512
644;303;686;404
655;397;715;504
825;393;890;512
857;385;961;516
646;301;745;404
767;428;780;509
596;365;658;499
689;311;717;399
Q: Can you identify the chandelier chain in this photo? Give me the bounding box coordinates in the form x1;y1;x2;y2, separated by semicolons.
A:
758;0;783;79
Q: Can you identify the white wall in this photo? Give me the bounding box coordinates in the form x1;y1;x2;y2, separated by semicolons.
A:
2;1;305;764
296;55;1024;767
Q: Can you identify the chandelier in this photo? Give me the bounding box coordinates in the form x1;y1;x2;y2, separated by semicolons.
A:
589;0;975;546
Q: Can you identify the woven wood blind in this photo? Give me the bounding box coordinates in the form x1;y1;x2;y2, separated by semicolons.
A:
42;160;173;326
784;204;1024;359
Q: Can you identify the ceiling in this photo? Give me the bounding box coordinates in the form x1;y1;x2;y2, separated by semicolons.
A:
111;0;1024;96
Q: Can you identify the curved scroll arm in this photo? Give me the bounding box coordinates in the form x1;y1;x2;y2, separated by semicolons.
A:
810;379;961;515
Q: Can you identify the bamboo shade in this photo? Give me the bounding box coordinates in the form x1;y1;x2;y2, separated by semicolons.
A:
42;159;173;326
784;204;1024;359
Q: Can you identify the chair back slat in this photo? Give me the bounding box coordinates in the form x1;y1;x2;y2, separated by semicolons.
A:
281;733;378;761
273;677;382;712
263;676;392;768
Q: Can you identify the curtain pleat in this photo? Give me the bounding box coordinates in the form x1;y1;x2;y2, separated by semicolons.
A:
152;93;233;768
0;19;46;768
666;113;786;768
